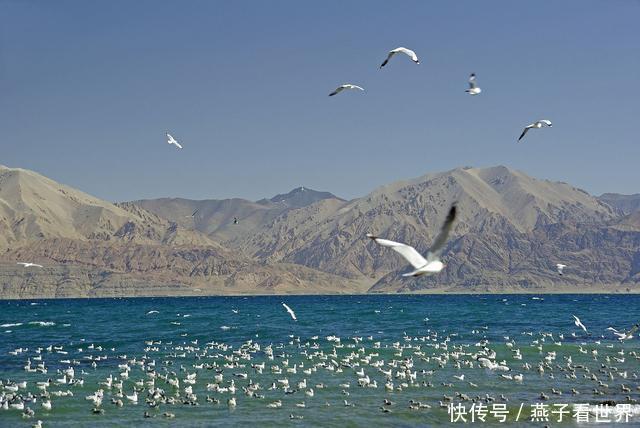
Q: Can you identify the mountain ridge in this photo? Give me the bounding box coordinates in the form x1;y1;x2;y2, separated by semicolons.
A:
0;164;638;298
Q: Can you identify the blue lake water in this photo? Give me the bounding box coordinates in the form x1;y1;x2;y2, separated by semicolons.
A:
0;294;639;427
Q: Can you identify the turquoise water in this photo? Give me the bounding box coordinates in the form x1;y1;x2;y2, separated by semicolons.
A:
0;294;639;427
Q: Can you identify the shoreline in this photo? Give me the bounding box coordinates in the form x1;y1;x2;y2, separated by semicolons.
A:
1;287;638;300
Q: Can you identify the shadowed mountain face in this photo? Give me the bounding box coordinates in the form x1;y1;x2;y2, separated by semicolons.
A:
260;187;344;209
0;166;365;297
233;166;623;286
0;164;638;297
598;193;640;216
129;188;344;244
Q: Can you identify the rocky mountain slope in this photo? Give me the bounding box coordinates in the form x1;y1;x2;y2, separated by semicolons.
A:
130;187;343;244
0;166;365;298
598;193;640;216
1;164;638;297
233;166;626;289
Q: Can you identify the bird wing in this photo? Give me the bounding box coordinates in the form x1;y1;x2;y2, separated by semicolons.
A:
380;51;394;68
174;142;183;149
427;204;457;261
17;262;28;266
282;303;297;320
329;86;345;96
627;324;639;336
367;234;427;269
468;74;477;89
518;126;532;142
348;85;364;91
396;47;419;62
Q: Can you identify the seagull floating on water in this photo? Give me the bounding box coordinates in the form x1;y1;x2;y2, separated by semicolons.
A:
329;84;364;97
282;303;297;321
166;133;183;149
518;120;552;142
465;73;481;95
17;262;43;268
380;47;420;68
367;204;457;276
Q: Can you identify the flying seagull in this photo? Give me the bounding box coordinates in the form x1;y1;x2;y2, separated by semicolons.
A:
556;263;566;275
282;303;297;321
166;133;183;149
380;47;420;68
367;204;457;277
17;262;43;268
607;324;639;341
329;84;364;97
233;217;238;225
518;120;552;142
572;315;588;333
465;73;481;95
186;209;198;218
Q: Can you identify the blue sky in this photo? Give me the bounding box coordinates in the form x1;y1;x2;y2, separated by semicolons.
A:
1;0;639;201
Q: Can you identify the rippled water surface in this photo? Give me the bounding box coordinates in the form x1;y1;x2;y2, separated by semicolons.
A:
1;294;639;427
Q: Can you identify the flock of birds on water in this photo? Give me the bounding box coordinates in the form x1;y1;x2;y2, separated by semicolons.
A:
1;304;639;426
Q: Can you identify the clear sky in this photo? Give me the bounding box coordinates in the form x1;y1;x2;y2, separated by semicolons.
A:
1;0;639;202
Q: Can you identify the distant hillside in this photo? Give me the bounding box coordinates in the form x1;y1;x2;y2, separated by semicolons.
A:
0;165;365;298
1;164;638;297
129;187;344;244
598;193;640;216
235;166;621;285
259;186;344;209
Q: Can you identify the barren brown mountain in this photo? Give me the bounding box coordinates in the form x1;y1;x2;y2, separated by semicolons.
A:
1;164;639;298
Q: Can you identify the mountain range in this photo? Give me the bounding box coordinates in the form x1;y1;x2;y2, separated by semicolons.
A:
1;164;638;298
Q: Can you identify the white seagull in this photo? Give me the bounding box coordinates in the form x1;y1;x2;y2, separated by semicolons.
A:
367;204;457;277
329;84;364;97
17;262;43;268
607;324;639;341
282;303;297;321
465;73;481;95
380;47;420;68
518;120;552;142
572;315;588;333
556;264;566;275
166;133;183;149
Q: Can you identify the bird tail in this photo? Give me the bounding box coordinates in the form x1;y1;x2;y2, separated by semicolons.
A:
402;269;428;277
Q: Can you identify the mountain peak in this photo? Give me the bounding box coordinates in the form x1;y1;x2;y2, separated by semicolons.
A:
262;187;344;208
